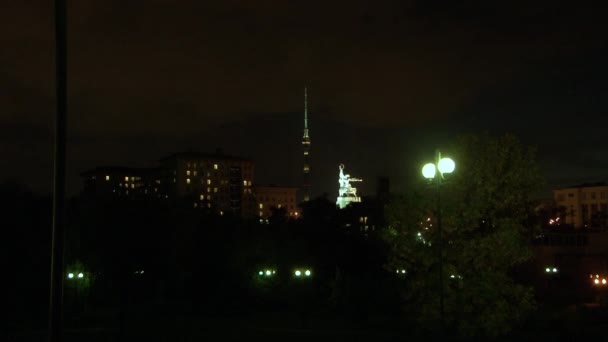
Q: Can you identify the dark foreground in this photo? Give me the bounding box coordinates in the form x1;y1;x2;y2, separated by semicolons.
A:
5;303;608;342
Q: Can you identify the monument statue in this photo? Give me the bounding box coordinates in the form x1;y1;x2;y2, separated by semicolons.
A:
336;164;362;209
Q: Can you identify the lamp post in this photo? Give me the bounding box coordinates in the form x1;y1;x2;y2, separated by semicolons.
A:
422;150;455;329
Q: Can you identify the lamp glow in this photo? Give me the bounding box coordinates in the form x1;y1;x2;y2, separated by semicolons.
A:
545;268;550;273
595;279;600;285
305;270;311;276
552;268;557;273
438;158;455;174
67;273;74;279
295;270;301;277
266;270;271;276
603;279;607;285
258;271;263;276
422;163;436;179
77;273;83;278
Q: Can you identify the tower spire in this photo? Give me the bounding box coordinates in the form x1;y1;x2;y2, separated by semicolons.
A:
302;87;311;202
303;87;309;138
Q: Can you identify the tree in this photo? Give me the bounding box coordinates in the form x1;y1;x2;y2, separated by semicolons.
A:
384;133;542;338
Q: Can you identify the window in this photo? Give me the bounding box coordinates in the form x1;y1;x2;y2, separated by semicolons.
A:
125;176;129;182
193;171;197;176
259;203;263;209
243;180;247;186
105;175;110;181
214;164;218;170
131;177;135;181
248;181;252;186
207;195;211;200
214;187;218;193
186;178;191;184
207;187;211;193
187;162;191;168
207;179;211;185
200;194;204;200
187;170;191;176
131;184;135;189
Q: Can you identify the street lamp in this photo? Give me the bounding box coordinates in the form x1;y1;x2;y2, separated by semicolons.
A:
422;149;455;329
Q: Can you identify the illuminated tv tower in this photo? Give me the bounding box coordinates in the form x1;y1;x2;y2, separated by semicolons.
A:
302;87;311;202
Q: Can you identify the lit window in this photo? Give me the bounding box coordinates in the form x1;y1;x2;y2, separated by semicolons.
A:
214;164;218;170
219;211;223;216
105;175;110;181
125;176;129;182
207;187;211;193
131;177;135;181
207;195;211;200
187;162;191;167
154;188;158;192
131;184;135;189
193;171;197;176
119;183;123;187
187;170;191;176
248;181;252;186
278;204;282;208
243;180;247;186
200;194;204;200
173;178;176;183
214;187;218;193
186;178;191;184
207;179;211;185
193;202;198;208
259;211;263;216
259;203;263;209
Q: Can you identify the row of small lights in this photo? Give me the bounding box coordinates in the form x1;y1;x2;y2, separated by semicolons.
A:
591;274;608;285
258;269;312;277
545;267;558;273
67;272;84;279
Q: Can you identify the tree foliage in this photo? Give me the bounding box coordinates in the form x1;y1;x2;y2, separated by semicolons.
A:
384;133;542;338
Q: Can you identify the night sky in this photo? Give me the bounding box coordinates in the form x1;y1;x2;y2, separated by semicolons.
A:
1;1;607;199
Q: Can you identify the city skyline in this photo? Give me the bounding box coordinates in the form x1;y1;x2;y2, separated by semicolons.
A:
1;1;607;198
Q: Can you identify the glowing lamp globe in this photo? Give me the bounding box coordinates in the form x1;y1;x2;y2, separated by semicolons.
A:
422;163;436;179
438;158;455;174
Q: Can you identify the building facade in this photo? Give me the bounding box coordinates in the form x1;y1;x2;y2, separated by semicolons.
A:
554;183;608;228
159;151;255;217
81;167;161;199
254;185;299;219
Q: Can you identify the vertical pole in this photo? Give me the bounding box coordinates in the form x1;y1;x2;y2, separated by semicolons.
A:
49;0;67;341
436;149;445;331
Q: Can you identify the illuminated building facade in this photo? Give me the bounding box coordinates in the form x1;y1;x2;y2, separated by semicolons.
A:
302;87;311;202
254;185;299;219
81;166;161;198
159;151;255;217
554;182;608;228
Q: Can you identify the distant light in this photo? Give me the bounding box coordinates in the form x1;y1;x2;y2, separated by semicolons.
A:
450;275;455;279
603;279;607;285
401;270;406;274
295;270;301;277
258;271;263;276
545;268;550;273
422;163;436;179
77;273;84;279
553;268;558;273
266;270;271;276
272;270;276;274
67;273;74;279
140;270;144;274
597;274;600;278
305;270;311;276
595;279;600;285
438;158;455;174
